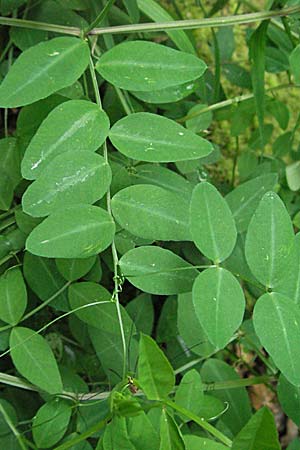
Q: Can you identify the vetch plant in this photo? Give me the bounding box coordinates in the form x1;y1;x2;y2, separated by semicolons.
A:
0;0;299;449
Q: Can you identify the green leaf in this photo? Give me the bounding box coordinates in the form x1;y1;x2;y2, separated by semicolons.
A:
193;267;245;349
0;138;21;210
0;267;27;325
0;399;17;437
232;407;280;450
23;252;68;311
21;100;110;180
159;409;185;450
96;40;205;91
126;293;154;335
175;369;203;421
225;174;278;233
138;333;174;400
68;282;134;336
186;103;213;133
249;22;268;150
111;185;190;241
32;399;72;448
109;112;213;162
190;182;237;263
278;374;300;426
56;257;96;282
126;412;160;450
26;205;115;258
201;359;252;434
137;0;195;54
22;151;111;217
184;435;227;450
10;326;63;394
132;81;196;104
290;44;300;84
177;292;216;357
245;191;295;288
119;246;198;295
273;232;300;305
0;37;89;107
253;292;300;386
286;161;300;192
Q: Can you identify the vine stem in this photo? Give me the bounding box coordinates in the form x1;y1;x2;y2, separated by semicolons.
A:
165;400;233;447
0;402;28;450
0;5;299;36
88;54;127;380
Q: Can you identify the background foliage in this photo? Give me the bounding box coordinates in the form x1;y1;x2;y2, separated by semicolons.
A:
0;0;300;448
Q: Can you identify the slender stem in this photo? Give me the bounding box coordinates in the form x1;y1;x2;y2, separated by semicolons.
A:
178;83;297;122
0;402;28;450
90;5;300;35
88;54;127;379
165;400;232;447
0;281;71;333
231;136;239;187
84;0;116;35
0;6;299;36
203;375;273;392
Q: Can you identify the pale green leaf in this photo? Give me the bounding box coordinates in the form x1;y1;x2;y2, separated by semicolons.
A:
111;184;191;241
26;205;115;258
232;407;280;450
192;267;245;349
175;369;203;422
0;37;89;107
56;257;96;282
119;246;198;295
109;112;213;162
245;191;295;288
10;326;63;394
138;333;174;400
278;374;300;426
253;292;300;386
290;44;300;84
159;409;185;450
22;152;111;217
190;182;237;262
21;100;110;180
0;267;27;326
33;399;72;448
96;40;205;91
184;435;227;450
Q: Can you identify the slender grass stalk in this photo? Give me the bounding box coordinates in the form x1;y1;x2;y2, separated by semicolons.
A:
0;402;29;450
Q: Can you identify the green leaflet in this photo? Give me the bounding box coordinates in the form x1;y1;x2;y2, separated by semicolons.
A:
225;174;278;233
22;152;111;217
21;100;110;180
26;205;115;258
290;44;300;84
278;374;300;426
138;334;174;400
190;182;237;263
56;256;96;282
0;267;27;326
245;191;295;288
96;40;205;91
201;359;252;434
232;407;280;450
159;409;185;450
0;37;90;107
68;281;134;336
10;326;63;394
111;184;191;241
32;399;72;448
253;292;300;386
174;369;204;422
132;81;197;104
23;252;69;311
119;246;198;295
109;112;213;162
192;267;245;349
136;0;195;54
126;293;154;335
184;435;227;450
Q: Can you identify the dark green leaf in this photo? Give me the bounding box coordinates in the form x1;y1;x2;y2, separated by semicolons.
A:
0;267;27;325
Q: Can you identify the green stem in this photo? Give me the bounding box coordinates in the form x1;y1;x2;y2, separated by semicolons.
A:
0;402;29;450
231;136;239;187
165;400;232;447
88;54;127;379
0;6;299;36
90;5;300;35
84;0;116;35
54;415;111;450
178;82;297;122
